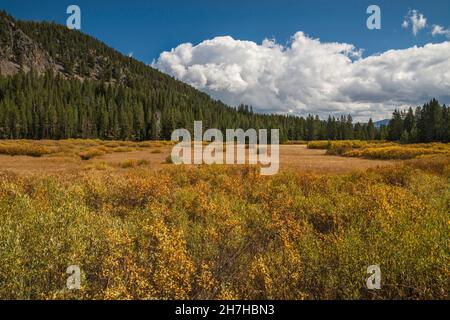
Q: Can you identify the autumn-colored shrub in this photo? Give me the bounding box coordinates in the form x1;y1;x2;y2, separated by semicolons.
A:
0;144;53;157
0;139;167;160
307;141;330;149
343;146;449;159
84;161;111;171
78;148;106;160
308;140;368;153
0;157;448;300
315;141;450;159
119;159;149;168
326;140;368;155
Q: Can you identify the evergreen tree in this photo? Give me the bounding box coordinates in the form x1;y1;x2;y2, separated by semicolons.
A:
367;119;376;141
388;110;404;141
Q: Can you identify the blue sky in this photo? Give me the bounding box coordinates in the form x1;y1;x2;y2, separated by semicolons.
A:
1;1;450;120
2;0;450;63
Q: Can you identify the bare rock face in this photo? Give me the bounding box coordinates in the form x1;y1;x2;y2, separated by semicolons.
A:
0;15;55;75
0;11;150;82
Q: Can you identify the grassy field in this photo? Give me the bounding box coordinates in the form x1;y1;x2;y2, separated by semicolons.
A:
0;140;449;299
0;139;396;175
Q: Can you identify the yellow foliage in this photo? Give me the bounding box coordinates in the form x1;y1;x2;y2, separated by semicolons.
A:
0;154;448;299
309;140;450;159
0;139;168;160
343;145;450;159
307;140;331;149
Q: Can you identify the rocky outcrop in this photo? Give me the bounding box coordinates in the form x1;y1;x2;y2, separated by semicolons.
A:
0;13;56;75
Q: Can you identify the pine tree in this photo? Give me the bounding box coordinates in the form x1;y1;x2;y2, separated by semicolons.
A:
388;110;403;141
367;119;376;141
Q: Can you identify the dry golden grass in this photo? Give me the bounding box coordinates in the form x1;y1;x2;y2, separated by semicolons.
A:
0;141;397;175
285;140;308;145
118;159;149;168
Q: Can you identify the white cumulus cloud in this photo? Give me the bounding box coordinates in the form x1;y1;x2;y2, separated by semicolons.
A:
401;20;409;29
432;25;450;38
402;10;427;36
153;32;450;121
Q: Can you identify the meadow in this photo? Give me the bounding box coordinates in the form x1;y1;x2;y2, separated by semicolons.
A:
0;139;175;159
0;140;448;299
308;140;450;159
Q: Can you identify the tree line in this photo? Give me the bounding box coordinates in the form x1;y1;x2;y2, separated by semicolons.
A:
0;71;377;142
0;11;448;143
0;72;448;142
387;99;450;143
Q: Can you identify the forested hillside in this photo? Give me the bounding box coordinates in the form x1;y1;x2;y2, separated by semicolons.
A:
0;10;448;142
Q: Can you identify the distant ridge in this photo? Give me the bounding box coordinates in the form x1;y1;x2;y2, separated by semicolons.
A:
374;119;390;128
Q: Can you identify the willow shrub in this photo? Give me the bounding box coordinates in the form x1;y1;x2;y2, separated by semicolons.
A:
0;159;448;299
306;140;331;149
0;139;170;160
343;145;450;160
321;141;450;159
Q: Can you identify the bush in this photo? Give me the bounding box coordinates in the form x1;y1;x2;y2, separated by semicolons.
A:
343;145;450;160
78;148;106;160
307;141;330;149
0;159;448;299
314;141;450;159
119;159;149;168
84;161;111;171
0;144;53;157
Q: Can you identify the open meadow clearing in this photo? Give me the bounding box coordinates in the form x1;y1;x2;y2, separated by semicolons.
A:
0;140;448;299
0;139;397;174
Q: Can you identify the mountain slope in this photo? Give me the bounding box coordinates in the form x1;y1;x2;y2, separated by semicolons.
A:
1;10;286;140
0;11;389;142
0;11;56;75
1;11;216;94
374;119;390;128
